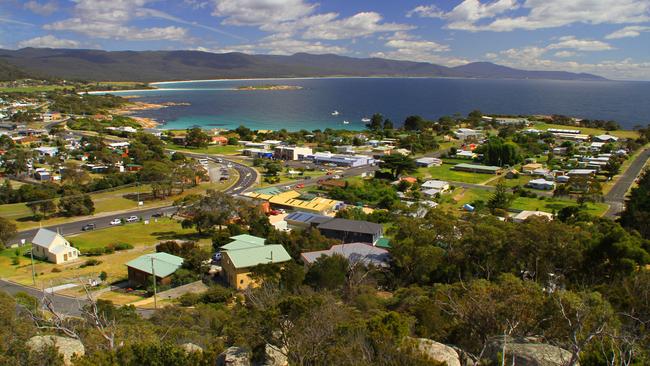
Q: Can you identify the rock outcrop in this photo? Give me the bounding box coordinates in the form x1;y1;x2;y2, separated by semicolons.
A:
181;342;203;353
486;337;577;366
413;338;461;366
216;346;251;366
261;344;288;366
27;335;85;366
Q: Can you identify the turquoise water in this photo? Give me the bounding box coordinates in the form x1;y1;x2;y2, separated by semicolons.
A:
106;77;650;131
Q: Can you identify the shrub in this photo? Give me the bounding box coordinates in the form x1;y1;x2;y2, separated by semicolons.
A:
11;257;19;265
80;259;102;268
179;292;201;307
83;248;105;256
113;242;134;251
200;285;233;304
99;271;108;281
51;267;62;273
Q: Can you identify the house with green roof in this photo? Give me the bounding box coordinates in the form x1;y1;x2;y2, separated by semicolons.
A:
220;234;291;290
126;252;184;287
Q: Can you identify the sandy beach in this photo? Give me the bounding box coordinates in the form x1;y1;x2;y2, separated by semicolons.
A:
111;101;190;128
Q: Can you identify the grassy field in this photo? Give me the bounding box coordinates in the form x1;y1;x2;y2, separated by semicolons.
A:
0;218;210;286
167;143;241;155
533;122;639;139
486;175;533;188
414;164;497;184
0;85;71;93
450;187;609;216
259;170;323;187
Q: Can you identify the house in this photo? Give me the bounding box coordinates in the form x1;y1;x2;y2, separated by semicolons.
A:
512;210;554;223
210;136;228;145
522;163;543;173
335;145;355;154
301;243;390;268
452;163;502;174
125;252;184;287
220;235;291;290
456;150;476;159
284;211;332;230
307;152;374;167
552;147;568;155
593;134;619;142
493;117;529;125
556;175;570;183
415;157;442;167
143;128;162;137
567;169;597;176
245;188;343;215
455;128;483;140
421;180;450;192
527;178;556;190
317;218;383;244
34;146;59;157
33;169;51;181
548;128;581;134
31;228;80;264
274;146;313;160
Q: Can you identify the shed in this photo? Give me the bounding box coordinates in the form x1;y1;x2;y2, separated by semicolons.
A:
125;252;184;287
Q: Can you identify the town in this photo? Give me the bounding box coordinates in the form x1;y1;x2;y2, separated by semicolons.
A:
0;88;649;366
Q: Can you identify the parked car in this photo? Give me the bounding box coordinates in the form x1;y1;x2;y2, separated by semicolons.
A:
81;223;96;231
126;216;139;223
294;183;305;189
151;212;163;218
212;252;222;262
109;218;122;226
269;209;281;215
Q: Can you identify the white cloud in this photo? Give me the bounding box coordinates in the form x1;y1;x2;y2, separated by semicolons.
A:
44;0;190;42
488;45;650;80
302;12;413;40
605;25;650;39
205;34;348;55
547;36;613;51
24;1;58;16
371;32;467;67
18;35;80;48
411;0;650;32
554;50;577;58
406;5;445;18
212;0;316;26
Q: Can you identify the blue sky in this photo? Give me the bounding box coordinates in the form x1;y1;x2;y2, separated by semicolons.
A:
1;0;649;80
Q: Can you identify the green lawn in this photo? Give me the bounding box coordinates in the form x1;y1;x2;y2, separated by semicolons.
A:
451;187;609;216
533;122;639;139
0;85;72;93
259;170;323;187
414;164;496;184
167;143;241;155
486;175;533;188
68;218;203;251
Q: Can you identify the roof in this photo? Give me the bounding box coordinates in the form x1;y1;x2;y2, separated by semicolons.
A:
224;244;291;269
453;163;501;171
529;179;555;185
285;211;332;225
513;210;554;222
31;228;68;250
229;234;266;246
595;134;618;141
301;243;390;267
317;218;383;235
422;180;449;189
375;237;391;249
125;252;184;278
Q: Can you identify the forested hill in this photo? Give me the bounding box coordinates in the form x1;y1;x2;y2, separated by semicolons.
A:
0;48;606;82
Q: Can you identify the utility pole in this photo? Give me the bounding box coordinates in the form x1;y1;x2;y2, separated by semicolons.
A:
151;256;157;309
24;239;35;286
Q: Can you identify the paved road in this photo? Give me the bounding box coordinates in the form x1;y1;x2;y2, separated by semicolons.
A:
8;154;258;245
604;148;650;217
0;279;86;316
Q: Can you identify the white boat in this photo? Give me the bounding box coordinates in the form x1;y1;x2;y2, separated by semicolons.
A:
343;120;350;125
331;110;339;116
361;117;371;123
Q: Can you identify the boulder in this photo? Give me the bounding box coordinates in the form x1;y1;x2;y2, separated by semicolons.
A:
181;342;203;353
261;344;288;366
27;335;85;366
486;337;577;366
216;346;251;366
414;338;461;366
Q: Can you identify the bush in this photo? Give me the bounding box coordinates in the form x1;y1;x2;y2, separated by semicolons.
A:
11;257;19;265
113;242;134;251
99;271;107;281
200;285;233;304
51;267;62;273
80;259;102;268
83;247;105;256
179;292;201;307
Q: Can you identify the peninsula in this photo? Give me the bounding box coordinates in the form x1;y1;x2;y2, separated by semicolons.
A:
237;84;303;91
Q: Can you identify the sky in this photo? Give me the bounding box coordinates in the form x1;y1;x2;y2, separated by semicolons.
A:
0;0;649;80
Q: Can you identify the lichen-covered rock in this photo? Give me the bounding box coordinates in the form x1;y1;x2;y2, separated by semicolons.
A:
27;335;85;366
487;338;577;366
216;346;251;366
261;344;288;366
414;338;461;366
181;342;203;353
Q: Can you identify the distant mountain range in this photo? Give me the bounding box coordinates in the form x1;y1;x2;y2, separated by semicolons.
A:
0;48;607;82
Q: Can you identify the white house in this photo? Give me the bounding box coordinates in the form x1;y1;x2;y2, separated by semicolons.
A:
456;150;476;159
421;180;450;192
455;128;483;141
527;178;556;190
415;157;442;167
512;210;554;223
31;228;80;264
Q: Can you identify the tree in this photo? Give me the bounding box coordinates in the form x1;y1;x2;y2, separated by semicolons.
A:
264;161;282;176
185;127;210;148
58;194;95;217
379;154;416;179
403;115;427;131
383;118;394;130
367;113;383;131
619;168;650;239
0;217;17;246
476;137;521;166
487;182;511;215
305;254;349;290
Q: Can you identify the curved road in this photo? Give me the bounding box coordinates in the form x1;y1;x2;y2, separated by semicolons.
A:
604;148;649;217
8;154;258;245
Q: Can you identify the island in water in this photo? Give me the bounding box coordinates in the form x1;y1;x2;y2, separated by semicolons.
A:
237;84;303;91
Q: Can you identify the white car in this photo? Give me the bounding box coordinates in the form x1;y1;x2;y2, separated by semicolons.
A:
126;216;139;223
109;218;122;225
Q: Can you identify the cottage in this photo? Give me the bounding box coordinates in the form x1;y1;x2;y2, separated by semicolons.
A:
512;210;554;223
421;180;450;192
125;252;183;287
220;235;291;290
31;228;80;264
455;128;483;141
527;178;556;190
415;157;442;167
301;243;390;268
456;150;476;159
317;218;383;244
522;163;543;173
211;136;228;145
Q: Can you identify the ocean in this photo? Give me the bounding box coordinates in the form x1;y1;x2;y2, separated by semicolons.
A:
105;77;650;131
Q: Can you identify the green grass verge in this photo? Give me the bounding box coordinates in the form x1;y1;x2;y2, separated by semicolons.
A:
414;164;495;184
533;122;639;139
167;143;241;155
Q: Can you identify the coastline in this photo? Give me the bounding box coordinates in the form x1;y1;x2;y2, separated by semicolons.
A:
111;101;190;129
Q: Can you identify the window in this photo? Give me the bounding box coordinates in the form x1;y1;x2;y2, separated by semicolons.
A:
240;279;244;284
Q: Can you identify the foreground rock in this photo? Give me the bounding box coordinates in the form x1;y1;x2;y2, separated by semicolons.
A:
261;344;288;366
413;338;461;366
486;337;577;366
216;346;251;366
181;342;203;353
27;335;85;366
